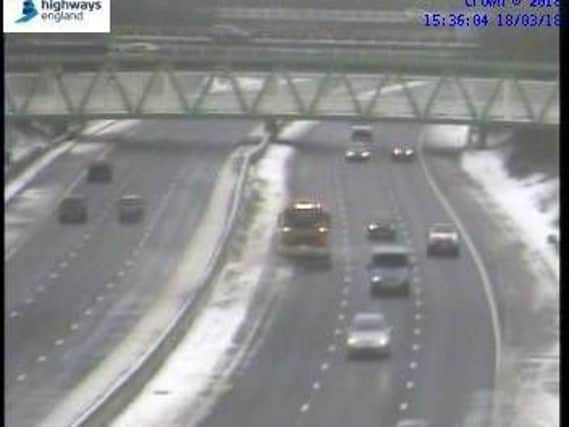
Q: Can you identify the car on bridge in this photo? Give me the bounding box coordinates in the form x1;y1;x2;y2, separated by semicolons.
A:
58;195;88;224
426;223;460;256
367;244;413;296
391;145;415;162
346;312;392;358
109;42;160;54
207;25;252;44
86;161;113;183
345;142;371;162
367;212;397;241
118;194;145;224
395;419;430;427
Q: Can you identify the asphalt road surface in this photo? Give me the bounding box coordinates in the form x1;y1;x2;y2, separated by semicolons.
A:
4;119;256;427
195;122;495;427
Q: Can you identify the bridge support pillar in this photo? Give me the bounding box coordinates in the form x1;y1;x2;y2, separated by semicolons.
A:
468;126;488;149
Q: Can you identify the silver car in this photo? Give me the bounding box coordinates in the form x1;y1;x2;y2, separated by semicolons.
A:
395;419;429;427
427;223;460;256
346;313;392;358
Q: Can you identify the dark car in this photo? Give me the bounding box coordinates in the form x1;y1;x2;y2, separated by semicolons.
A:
345;143;371;162
367;213;397;241
207;25;251;44
118;194;145;223
391;145;415;162
58;195;88;224
367;245;413;296
351;125;373;144
427;223;460;256
87;161;113;183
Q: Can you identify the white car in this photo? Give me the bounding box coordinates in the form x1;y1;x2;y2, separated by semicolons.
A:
427;223;460;256
110;42;159;54
346;313;392;358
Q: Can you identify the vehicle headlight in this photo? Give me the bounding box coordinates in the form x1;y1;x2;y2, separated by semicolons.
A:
348;337;359;346
282;227;291;232
405;149;414;155
362;152;370;157
394;148;402;154
376;337;388;346
368;224;378;230
318;227;328;233
346;151;354;156
372;276;382;283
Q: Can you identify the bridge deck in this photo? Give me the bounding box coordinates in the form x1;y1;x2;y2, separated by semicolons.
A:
5;67;558;125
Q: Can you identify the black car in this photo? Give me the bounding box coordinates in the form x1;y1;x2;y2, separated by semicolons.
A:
367;215;397;241
118;195;145;223
391;146;415;162
207;25;251;44
367;245;413;296
87;161;112;183
345;143;371;162
58;195;88;224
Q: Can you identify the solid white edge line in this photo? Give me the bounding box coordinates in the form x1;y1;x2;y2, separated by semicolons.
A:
417;128;502;425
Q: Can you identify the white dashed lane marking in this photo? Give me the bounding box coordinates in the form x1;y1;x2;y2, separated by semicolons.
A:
84;309;93;316
69;251;78;258
410;361;418;369
328;344;337;352
25;298;34;305
9;311;19;319
54;339;64;346
415;313;423;321
413;328;422;336
49;272;59;280
412;344;421;351
320;362;330;371
340;299;348;308
338;313;345;321
70;323;79;331
300;403;310;413
36;285;45;293
312;382;321;390
36;355;47;363
106;282;116;289
16;374;27;382
59;261;68;268
334;329;343;336
406;381;415;390
117;271;125;278
96;296;104;303
399;402;409;411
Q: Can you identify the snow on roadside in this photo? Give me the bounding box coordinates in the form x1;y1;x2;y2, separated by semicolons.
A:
461;147;559;284
112;144;294;427
426;125;559;427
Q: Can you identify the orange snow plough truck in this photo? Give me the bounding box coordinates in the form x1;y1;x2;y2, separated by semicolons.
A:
277;200;331;266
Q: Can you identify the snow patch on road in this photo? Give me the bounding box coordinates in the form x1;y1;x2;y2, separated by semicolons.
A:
112;144;294;427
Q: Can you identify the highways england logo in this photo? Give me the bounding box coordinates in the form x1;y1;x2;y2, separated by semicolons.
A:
5;0;110;33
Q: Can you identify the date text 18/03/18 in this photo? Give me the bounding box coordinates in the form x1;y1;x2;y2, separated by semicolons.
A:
463;0;559;6
423;13;561;27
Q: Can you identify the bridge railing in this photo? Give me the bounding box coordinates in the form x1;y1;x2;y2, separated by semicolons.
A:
5;66;559;125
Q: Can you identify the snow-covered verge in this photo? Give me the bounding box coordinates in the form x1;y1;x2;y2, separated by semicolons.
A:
112;144;294;427
425;125;559;427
